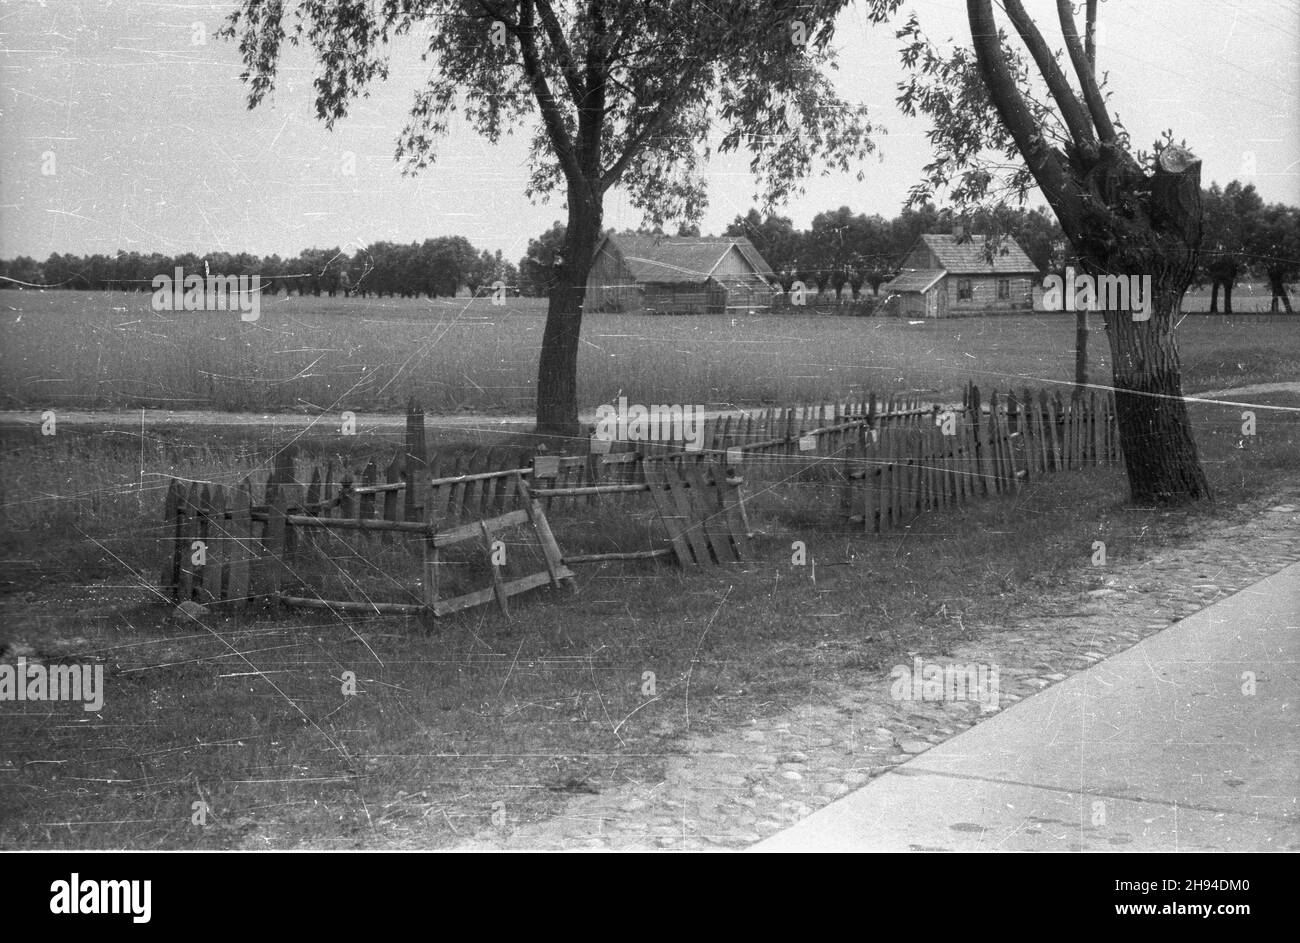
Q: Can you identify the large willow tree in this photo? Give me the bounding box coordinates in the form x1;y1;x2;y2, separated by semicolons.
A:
891;0;1212;504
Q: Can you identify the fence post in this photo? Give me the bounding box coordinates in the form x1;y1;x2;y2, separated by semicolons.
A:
404;397;427;522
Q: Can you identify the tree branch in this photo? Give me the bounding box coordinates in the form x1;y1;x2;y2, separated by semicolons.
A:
578;0;607;178
966;0;1084;237
1085;0;1097;68
599;64;702;189
490;0;584;187
1001;0;1095;150
534;0;586;108
1057;0;1117;142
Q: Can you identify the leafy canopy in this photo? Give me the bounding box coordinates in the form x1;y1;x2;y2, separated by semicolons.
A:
224;1;903;228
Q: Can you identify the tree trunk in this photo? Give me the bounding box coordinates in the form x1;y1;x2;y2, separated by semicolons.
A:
534;191;602;442
1101;284;1211;504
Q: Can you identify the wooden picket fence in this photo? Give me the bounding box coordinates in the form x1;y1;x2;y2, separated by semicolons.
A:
158;383;1122;615
843;386;1121;533
160;470;576;617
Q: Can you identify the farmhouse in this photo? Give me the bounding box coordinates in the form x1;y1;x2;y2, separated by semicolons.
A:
584;233;777;314
883;231;1039;317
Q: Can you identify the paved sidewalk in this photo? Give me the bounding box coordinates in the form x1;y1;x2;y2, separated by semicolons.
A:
755;562;1300;852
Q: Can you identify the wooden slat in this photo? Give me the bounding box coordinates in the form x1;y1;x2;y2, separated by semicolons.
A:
664;460;711;565
264;484;287;603
425;451;452;523
382;452;402;545
686;462;732;563
642;460;694;566
161;479;181;599
177;483;199;601
192;484;211;603
445;450;472;519
480;519;510;617
207;485;227;603
432;509;530;547
404;398;427;522
862;438;879;531
515;477;569;587
360;461;378;541
1042;392;1062;472
432;568;572;617
339;470;355;520
461;448;488;517
281;595;424;615
227;478;252;607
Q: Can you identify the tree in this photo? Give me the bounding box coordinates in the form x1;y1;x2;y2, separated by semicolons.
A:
1201;180;1264;313
223;0;896;439
895;0;1212;504
518;221;567;297
1254;202;1299;314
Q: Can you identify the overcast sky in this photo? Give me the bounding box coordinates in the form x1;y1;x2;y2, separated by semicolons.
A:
1;0;1297;263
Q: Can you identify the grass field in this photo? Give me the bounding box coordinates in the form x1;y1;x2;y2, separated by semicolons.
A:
1;290;1296;414
1;387;1296;848
1;287;1297;849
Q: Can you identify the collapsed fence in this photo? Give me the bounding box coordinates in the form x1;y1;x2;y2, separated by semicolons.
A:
160;384;1121;618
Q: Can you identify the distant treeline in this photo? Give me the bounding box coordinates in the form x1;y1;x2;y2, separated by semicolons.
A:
0;237;520;298
3;181;1294;298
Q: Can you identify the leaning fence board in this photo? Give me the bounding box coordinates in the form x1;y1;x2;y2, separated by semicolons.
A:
642;460;694;566
686;462;733;563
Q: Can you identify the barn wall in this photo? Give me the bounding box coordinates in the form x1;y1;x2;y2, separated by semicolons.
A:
712;246;755;278
584;243;640;312
644;282;720;314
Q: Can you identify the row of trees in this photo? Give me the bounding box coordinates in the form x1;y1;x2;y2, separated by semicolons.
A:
1200;181;1300;312
8;181;1292;304
0;238;518;298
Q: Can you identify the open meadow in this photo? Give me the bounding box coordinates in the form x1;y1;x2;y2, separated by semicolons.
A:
2;290;1296;415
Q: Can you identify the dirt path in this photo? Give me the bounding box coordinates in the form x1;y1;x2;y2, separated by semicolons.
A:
0;408;535;432
449;489;1300;850
1201;381;1300;398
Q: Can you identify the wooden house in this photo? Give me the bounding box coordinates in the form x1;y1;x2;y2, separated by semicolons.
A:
583;233;777;314
883;231;1040;317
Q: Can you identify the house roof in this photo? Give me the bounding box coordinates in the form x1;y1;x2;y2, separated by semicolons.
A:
599;233;775;285
916;233;1039;274
883;269;946;294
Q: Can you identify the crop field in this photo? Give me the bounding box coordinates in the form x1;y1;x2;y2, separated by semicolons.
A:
1;290;1296;415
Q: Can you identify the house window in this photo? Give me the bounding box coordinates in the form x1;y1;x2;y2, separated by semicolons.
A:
957;279;973;300
997;278;1010;300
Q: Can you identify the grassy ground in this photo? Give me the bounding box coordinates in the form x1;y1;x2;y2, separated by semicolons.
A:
1;388;1295;848
2;291;1295;414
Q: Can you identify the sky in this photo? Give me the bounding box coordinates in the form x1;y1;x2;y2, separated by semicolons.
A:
1;0;1297;265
